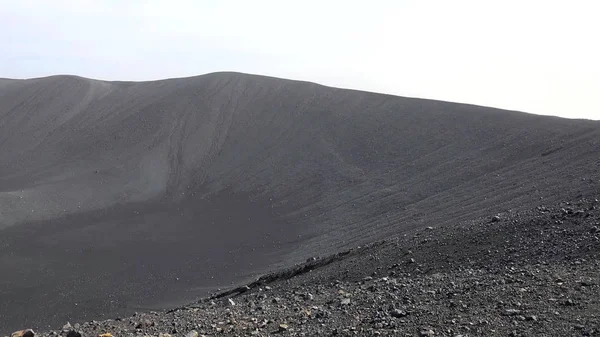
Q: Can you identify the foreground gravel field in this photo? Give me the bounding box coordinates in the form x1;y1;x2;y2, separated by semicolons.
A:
12;196;598;337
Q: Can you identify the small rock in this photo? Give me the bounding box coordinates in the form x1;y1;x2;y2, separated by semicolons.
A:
420;329;435;336
389;309;408;318
279;324;289;332
409;258;416;264
340;298;351;305
590;226;599;233
525;315;538;321
135;319;155;329
66;331;81;337
11;330;35;337
302;293;314;301
185;330;199;337
491;215;501;222
62;323;72;332
228;298;235;306
574;324;585;330
503;309;522;316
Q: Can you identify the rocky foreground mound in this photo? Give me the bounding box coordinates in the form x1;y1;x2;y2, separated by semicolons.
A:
12;197;599;337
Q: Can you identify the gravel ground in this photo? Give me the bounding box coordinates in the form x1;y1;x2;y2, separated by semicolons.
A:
14;197;599;337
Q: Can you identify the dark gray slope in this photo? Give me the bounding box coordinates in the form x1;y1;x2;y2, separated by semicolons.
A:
35;197;600;337
0;72;598;332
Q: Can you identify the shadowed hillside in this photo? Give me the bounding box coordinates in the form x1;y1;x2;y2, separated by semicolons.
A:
0;72;598;332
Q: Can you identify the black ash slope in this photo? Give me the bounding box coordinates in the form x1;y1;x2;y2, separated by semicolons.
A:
39;197;600;336
0;72;598;333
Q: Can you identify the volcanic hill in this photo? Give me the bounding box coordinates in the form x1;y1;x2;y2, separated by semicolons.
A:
0;72;598;333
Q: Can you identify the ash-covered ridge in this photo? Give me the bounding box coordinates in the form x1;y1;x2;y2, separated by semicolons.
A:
0;72;599;332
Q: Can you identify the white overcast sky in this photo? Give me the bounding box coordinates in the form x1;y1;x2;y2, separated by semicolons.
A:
1;0;598;120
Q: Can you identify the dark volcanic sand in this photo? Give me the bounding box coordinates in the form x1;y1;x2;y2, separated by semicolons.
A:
0;72;599;333
36;197;600;336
